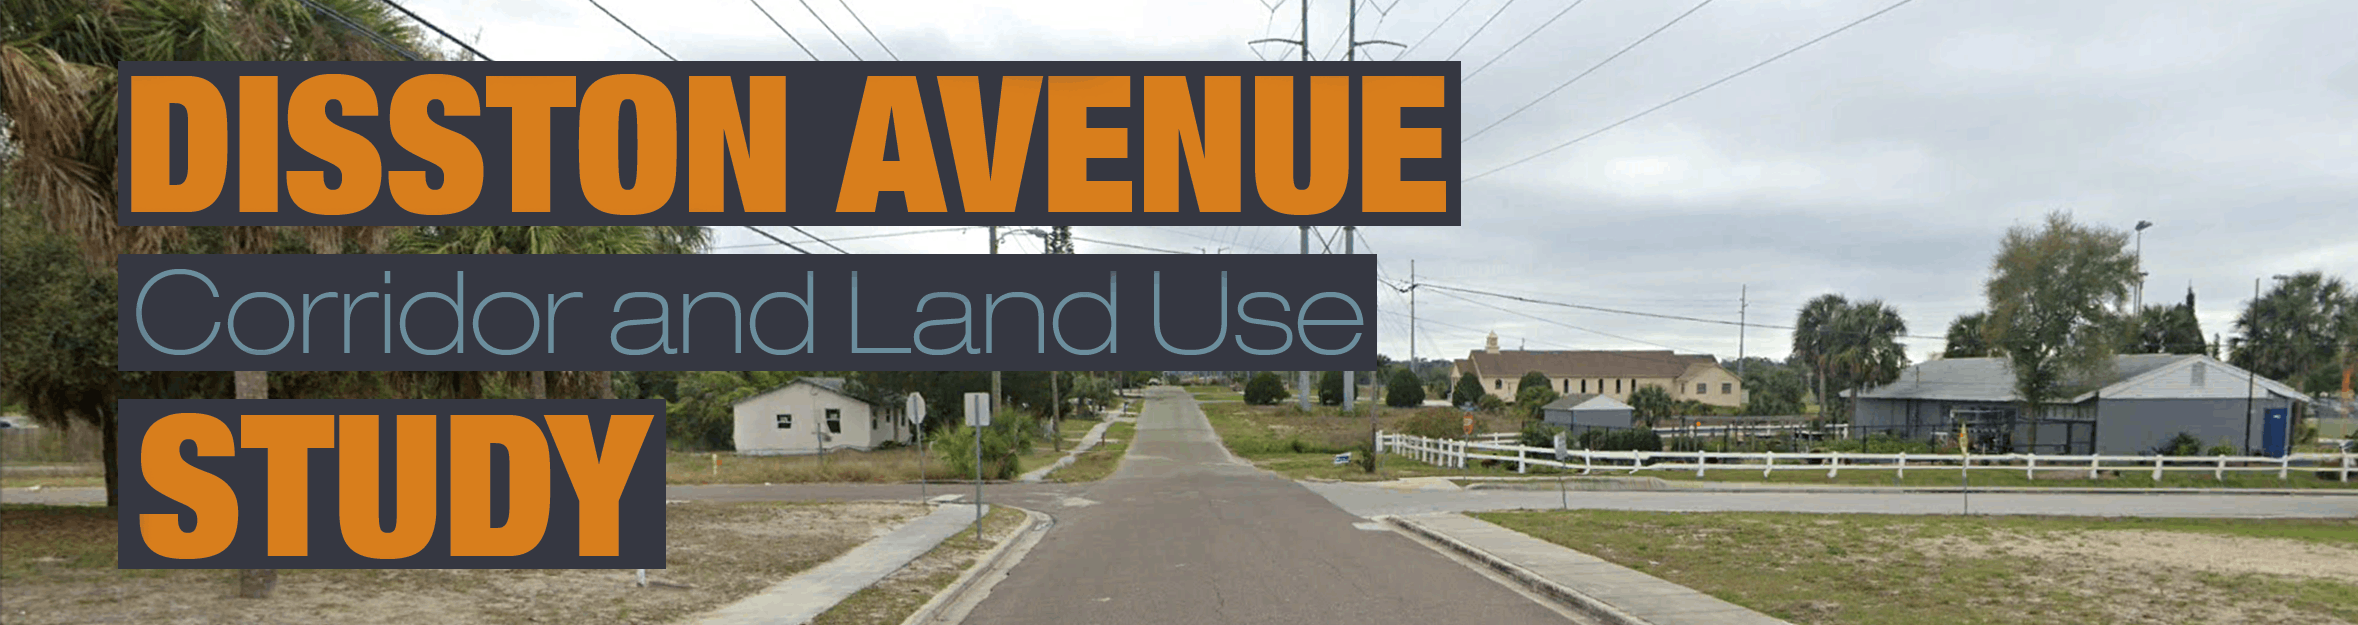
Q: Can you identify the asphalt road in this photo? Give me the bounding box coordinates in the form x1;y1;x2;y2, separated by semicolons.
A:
1305;481;2358;518
956;387;1570;625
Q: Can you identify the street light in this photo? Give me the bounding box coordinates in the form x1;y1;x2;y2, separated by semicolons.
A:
2134;221;2154;311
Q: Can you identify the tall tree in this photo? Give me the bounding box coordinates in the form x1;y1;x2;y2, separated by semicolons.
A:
1831;300;1910;422
2126;288;2206;355
2231;272;2358;394
1627;384;1675;428
1944;312;1998;358
2;0;452;599
1984;212;2139;452
1792;294;1850;416
1516;371;1551;395
1739;362;1807;416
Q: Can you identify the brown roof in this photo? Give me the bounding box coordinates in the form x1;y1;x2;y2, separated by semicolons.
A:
1464;350;1719;379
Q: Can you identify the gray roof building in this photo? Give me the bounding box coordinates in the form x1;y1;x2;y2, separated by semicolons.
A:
1851;354;2312;455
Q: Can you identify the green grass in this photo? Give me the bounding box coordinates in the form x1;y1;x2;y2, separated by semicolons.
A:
1643;464;2358;489
1053;421;1135;483
1203;402;1537;481
1475;509;2358;625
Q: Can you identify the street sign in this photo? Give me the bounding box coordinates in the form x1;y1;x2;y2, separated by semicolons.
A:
1333;452;1353;465
906;393;927;426
1462;413;1475;436
964;392;992;427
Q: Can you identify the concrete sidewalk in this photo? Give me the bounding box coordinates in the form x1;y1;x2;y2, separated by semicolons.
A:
688;503;986;625
1389;513;1789;625
1017;418;1118;483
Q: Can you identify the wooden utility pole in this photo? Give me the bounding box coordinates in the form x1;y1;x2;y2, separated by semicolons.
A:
233;370;276;598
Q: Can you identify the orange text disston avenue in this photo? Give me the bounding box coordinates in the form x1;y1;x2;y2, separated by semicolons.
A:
126;74;1446;217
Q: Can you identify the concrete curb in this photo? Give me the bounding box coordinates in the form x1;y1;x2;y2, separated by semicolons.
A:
1382;514;1653;625
898;505;1051;625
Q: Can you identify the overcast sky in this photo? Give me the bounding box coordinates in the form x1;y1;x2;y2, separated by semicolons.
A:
399;0;2358;364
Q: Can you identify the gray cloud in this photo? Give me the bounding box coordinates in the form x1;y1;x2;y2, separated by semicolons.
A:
403;0;2356;364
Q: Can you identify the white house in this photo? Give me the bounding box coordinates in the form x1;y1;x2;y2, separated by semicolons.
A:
731;378;905;454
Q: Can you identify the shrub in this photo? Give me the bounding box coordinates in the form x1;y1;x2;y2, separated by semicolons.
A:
2153;432;2203;456
1453;373;1486;408
1577;428;1662;452
1475;394;1507;413
1515;386;1560;420
932;424;1021;480
1385;369;1426;408
1520;421;1566;448
1398;410;1461;439
1317;371;1345;405
2207;438;2238;456
1244;372;1290;405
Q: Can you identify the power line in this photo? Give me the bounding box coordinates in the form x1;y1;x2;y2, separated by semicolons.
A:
1071;236;1190;254
795;0;865;61
835;0;900;61
1468;0;1923;181
296;0;422;60
1462;0;1585;80
739;226;812;254
788;225;852;253
1463;0;1714;142
712;226;973;249
1443;0;1518;61
747;0;821;60
373;0;494;60
1433;289;1706;352
1398;0;1474;59
585;0;677;60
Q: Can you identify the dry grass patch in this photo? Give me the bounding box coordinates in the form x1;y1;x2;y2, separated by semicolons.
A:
1476;509;2358;625
667;448;963;485
809;505;1027;625
2;501;928;625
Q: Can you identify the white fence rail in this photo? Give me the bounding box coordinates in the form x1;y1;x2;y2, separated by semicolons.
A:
1375;431;2355;482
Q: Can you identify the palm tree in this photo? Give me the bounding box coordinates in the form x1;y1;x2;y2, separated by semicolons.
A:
1627;384;1675;429
2;0;447;599
1792;294;1850;418
2230;272;2357;394
1831;300;1909;428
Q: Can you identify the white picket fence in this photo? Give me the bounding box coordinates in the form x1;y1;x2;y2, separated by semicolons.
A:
1375;431;2356;482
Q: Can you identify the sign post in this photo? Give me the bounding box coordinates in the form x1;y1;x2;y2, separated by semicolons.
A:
907;393;928;497
1553;432;1569;509
964;392;992;530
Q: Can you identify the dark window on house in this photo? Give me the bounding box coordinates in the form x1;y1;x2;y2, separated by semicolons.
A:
1495;379;1503;389
871;413;880;429
1615;379;1622;393
1580;380;1588;393
1564;379;1571;392
1698;383;1708;394
1722;383;1733;394
826;408;842;434
775;414;792;429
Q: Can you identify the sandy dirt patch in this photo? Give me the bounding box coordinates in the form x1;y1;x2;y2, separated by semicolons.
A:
2;501;926;625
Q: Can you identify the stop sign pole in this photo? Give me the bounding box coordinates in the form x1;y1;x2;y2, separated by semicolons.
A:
964;392;993;530
907;393;928;497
